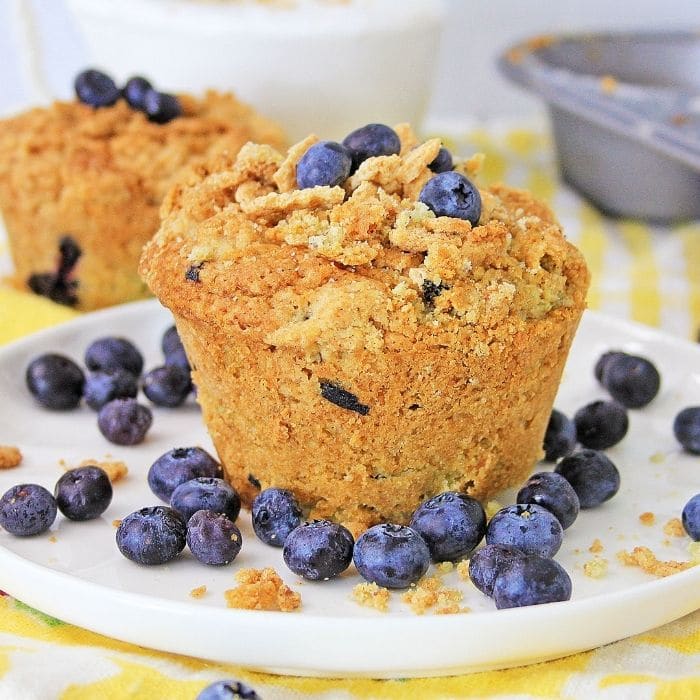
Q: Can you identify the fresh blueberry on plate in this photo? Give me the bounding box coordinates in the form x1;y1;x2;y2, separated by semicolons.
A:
673;406;700;454
486;504;563;558
409;491;486;562
419;171;482;224
252;488;302;547
25;353;84;410
681;493;700;540
148;447;222;502
142;365;191;407
116;506;186;565
598;352;660;408
84;368;138;411
492;554;572;609
283;520;354;580
196;680;260;700
468;543;525;597
517;471;580;530
296;141;352;189
85;337;144;376
555;449;620;508
0;484;57;536
573;400;628;450
542;409;577;462
55;466;113;521
170;477;241;523
353;523;430;589
97;398;153;445
186;509;242;566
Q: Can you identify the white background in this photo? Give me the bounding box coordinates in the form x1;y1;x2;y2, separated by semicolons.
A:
2;0;700;121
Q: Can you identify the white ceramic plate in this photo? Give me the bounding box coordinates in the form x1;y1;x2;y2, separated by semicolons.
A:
0;300;698;678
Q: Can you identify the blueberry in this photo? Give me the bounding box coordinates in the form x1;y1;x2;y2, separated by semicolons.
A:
492;554;572;609
143;89;182;124
555;449;620;508
428;146;453;173
468;543;525;597
342;123;401;171
148;447;221;502
252;488;302;547
516;471;580;530
196;681;260;700
25;353;84;410
409;491;486;562
296;141;352;189
673;406;700;454
486;504;563;558
573;400;628;450
353;523;430;589
85;337;144;376
681;493;700;540
0;484;57;536
543;409;577;462
74;68;120;108
97;398;153;445
419;171;482;224
599;353;660;408
161;325;185;357
170;477;240;523
122;75;153;110
116;506;186;565
55;466;113;521
186;510;242;566
142;365;191;407
164;348;191;373
594;351;626;383
84;369;138;411
283;520;354;580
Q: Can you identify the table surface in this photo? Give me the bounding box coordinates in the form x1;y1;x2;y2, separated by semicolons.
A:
0;126;699;699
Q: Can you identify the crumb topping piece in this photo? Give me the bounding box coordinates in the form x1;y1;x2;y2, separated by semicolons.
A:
663;518;685;537
65;459;128;483
583;557;608;579
224;567;301;612
190;585;207;599
639;512;656;526
589;538;604;554
0;446;22;470
143;125;588;360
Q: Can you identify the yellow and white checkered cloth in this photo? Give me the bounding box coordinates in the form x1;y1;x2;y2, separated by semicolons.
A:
1;128;699;699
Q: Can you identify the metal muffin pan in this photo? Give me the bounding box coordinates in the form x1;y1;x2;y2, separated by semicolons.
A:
498;31;700;222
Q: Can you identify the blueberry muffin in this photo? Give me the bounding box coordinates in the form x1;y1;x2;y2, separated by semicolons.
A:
140;124;589;535
0;88;285;310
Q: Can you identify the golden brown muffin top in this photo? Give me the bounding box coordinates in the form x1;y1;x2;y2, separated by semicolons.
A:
141;125;588;360
0;91;286;203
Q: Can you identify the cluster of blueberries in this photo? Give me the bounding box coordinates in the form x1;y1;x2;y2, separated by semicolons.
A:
295;122;482;225
74;68;182;124
24;326;194;446
0;466;112;537
543;350;700;542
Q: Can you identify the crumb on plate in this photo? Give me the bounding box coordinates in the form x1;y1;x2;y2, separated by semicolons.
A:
617;546;694;577
600;75;618;94
456;560;470;582
663;518;685;538
75;459;128;483
351;582;390;612
583;556;608;579
224;567;301;612
401;576;466;615
589;538;604;554
190;585;207;599
112;519;122;528
435;561;454;575
0;446;22;470
639;512;656;526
